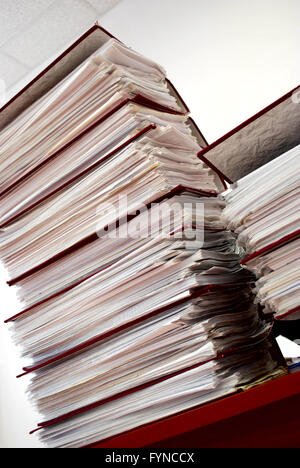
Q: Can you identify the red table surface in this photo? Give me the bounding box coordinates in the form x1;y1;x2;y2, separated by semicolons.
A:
92;371;300;448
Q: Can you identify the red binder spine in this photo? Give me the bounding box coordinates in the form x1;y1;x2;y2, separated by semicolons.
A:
0;24;118;116
241;229;300;265
0;122;157;229
17;284;240;377
0;93;185;203
88;371;300;449
7;185;218;287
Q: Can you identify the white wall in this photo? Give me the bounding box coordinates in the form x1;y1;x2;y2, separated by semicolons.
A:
0;0;299;448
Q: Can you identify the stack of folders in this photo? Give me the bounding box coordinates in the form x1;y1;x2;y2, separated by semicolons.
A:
223;144;300;322
0;39;283;448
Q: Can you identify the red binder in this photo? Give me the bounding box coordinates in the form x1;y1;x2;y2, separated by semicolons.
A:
198;85;300;183
197;88;300;324
0;24;217;291
241;229;300;266
1;24;297;450
7;184;218;288
0;111;208;230
0;24;190;130
89;371;300;448
17;255;233;377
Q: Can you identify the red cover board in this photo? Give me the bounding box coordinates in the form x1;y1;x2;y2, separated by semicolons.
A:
90;371;300;448
0;25;191;128
198;85;300;183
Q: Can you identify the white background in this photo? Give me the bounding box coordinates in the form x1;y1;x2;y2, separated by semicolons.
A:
0;0;299;448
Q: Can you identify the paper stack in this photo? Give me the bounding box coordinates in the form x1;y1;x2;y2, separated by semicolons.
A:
0;39;282;448
223;144;300;321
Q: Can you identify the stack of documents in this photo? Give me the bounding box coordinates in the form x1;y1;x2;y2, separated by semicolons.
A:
0;39;282;448
223;144;300;321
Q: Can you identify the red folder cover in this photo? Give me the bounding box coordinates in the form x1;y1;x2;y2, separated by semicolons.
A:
198;85;300;183
7;185;218;288
17;283;245;377
0;24;190;130
241;229;300;266
0;107;213;230
0;94;186;203
240;229;300;321
1;23;296;451
6;202;226;323
27;330;282;444
0;118;156;228
89;371;300;448
0;24;233;292
32;349;236;433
